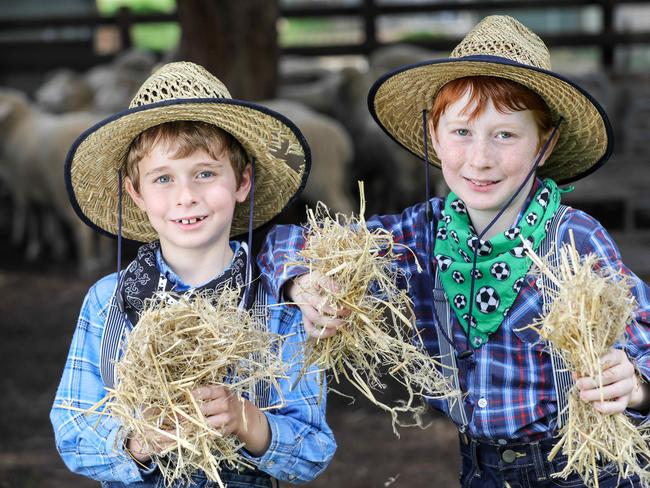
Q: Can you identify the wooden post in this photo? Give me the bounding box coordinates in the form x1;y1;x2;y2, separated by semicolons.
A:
362;0;378;56
177;0;279;100
601;0;615;69
116;6;132;50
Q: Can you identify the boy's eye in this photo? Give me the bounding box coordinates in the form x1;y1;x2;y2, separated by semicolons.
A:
497;131;513;139
155;175;171;184
455;128;469;136
198;170;215;179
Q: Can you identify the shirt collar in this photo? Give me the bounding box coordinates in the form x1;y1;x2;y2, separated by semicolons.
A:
155;241;242;291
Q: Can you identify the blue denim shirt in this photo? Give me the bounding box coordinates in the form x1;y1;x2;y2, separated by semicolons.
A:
50;242;336;484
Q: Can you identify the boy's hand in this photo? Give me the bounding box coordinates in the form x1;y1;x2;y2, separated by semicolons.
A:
193;385;271;456
575;348;649;414
193;385;245;436
287;271;348;339
126;407;176;463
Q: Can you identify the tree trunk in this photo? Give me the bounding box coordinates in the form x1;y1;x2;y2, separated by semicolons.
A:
177;0;278;100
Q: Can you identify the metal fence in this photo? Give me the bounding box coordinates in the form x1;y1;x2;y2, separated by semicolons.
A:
2;0;650;71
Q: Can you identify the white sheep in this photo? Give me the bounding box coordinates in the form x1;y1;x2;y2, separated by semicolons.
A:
262;99;356;215
0;88;112;274
277;50;447;215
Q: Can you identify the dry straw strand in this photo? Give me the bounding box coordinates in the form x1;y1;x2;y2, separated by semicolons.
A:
73;286;287;487
291;182;458;433
522;233;650;487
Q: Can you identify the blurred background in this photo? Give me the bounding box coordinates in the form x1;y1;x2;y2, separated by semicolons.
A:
1;1;650;486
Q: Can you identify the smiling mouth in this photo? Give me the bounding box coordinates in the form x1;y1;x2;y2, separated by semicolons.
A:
174;216;207;224
465;178;500;186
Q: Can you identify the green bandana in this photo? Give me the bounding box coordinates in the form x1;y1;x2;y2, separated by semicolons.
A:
434;178;561;348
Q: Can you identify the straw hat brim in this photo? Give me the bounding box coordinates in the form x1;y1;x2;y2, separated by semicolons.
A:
65;98;310;242
368;55;613;184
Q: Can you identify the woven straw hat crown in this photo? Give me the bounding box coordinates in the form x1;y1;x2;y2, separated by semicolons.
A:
130;62;232;107
368;15;612;183
66;61;310;242
450;15;551;69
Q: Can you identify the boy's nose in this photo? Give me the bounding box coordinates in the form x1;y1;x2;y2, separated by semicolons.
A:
467;139;494;169
176;183;198;206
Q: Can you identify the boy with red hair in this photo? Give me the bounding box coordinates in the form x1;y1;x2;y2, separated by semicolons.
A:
256;16;650;487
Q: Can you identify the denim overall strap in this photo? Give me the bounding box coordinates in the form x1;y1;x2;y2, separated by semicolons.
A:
538;204;573;429
433;269;470;432
100;272;167;389
432;205;571;434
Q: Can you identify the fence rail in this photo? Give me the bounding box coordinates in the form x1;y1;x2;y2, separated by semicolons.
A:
2;0;650;70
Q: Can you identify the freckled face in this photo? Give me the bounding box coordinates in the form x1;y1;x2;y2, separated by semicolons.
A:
125;145;250;257
430;91;552;225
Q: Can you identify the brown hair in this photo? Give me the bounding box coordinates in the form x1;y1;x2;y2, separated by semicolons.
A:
429;76;554;148
125;120;249;191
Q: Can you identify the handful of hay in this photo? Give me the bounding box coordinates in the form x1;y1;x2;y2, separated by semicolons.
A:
523;233;650;487
292;183;457;431
85;287;286;488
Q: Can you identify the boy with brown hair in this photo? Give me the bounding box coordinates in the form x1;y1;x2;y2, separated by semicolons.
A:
256;16;650;487
50;62;335;487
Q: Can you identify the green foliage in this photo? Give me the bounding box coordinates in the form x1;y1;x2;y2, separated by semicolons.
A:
97;0;179;52
97;0;176;15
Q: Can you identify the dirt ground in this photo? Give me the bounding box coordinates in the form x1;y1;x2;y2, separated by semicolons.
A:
0;240;461;488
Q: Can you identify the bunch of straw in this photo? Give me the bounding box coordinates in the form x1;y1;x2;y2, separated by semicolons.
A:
91;287;286;488
292;183;457;431
523;233;650;487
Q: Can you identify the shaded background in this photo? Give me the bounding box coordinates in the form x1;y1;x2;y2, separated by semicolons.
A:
2;1;650;487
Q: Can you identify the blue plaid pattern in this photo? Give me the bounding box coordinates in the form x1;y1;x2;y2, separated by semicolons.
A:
50;244;336;484
257;187;650;441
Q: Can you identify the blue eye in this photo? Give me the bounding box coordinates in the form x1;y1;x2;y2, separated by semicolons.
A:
198;170;215;179
456;129;469;136
155;175;171;184
497;131;513;139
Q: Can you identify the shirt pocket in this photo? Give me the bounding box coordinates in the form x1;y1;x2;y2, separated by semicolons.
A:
508;276;546;345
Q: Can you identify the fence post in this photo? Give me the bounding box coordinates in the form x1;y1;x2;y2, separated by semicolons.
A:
601;0;615;69
117;6;133;50
362;0;377;56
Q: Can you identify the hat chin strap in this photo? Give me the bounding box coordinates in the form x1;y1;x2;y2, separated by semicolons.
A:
421;110;563;359
117;168;124;277
242;158;256;308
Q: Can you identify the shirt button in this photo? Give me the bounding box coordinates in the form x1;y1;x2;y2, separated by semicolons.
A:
267;460;275;467
498;439;508;445
478;398;488;408
502;449;517;463
288;475;296;481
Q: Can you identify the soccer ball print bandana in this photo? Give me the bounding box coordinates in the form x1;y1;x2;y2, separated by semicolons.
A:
434;179;561;348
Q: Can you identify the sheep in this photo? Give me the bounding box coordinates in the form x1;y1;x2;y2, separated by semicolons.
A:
84;49;156;113
0;88;112;274
35;49;156;115
277;48;447;215
262;99;356;215
35;69;94;114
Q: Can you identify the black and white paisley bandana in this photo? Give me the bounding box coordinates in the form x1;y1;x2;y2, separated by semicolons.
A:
119;241;251;326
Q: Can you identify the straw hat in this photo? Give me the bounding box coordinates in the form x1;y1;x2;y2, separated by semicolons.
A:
368;15;613;183
66;61;310;242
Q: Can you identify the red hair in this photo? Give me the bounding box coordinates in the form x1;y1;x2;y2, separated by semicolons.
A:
429;76;554;146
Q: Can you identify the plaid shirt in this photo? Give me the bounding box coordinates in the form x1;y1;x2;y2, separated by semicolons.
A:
257;188;650;441
50;244;336;484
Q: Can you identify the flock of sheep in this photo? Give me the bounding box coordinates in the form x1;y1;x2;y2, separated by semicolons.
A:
0;46;445;275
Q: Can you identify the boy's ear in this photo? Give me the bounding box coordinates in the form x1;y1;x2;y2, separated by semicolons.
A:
235;164;252;203
537;128;561;168
427;117;441;156
124;176;147;211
